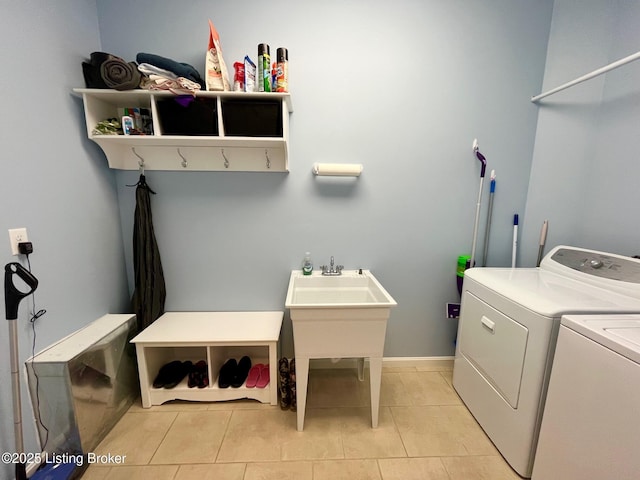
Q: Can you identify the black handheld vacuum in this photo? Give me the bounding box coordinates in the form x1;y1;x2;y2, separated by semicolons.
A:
5;262;39;480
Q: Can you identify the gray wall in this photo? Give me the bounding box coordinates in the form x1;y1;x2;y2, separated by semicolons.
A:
522;0;640;263
0;0;130;475
98;0;554;358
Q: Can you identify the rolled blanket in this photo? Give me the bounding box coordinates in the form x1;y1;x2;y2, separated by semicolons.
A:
100;56;141;91
82;52;141;90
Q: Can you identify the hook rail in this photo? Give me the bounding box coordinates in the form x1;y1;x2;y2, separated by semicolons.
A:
132;147;145;173
222;149;230;168
177;148;188;168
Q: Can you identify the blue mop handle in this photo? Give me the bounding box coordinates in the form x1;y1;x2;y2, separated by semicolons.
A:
482;173;496;266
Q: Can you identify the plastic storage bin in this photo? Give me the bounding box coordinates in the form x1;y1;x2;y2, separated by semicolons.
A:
157;97;218;135
222;99;283;137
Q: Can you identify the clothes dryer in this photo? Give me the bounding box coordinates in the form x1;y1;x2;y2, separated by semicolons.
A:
452;246;640;478
531;314;640;480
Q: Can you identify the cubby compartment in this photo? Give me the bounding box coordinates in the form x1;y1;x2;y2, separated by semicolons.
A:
144;346;208;391
209;345;270;387
78;90;154;136
156;96;218;136
221;98;283;137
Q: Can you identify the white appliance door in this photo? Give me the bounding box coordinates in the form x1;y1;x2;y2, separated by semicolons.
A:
457;292;528;408
532;324;640;479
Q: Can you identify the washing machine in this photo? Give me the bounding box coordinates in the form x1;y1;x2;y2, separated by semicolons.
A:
452;245;640;478
531;314;640;479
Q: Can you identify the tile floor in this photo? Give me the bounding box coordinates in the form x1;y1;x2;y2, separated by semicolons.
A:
82;365;521;480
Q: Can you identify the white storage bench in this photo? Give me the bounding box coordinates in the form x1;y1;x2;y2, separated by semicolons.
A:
131;311;283;408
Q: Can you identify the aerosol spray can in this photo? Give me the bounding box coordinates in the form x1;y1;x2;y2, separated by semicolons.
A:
258;43;271;92
276;47;288;92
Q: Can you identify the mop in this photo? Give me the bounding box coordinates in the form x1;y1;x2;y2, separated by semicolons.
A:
470;139;487;269
453;140;488;316
5;262;39;480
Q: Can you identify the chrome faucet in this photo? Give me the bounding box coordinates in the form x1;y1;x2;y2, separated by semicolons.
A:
321;256;344;276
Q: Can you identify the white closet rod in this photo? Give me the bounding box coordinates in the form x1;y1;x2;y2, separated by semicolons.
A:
531;50;640;103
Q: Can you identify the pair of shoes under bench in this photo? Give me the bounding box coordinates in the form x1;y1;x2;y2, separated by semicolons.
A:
246;363;270;388
218;356;252;388
188;360;208;388
153;360;192;389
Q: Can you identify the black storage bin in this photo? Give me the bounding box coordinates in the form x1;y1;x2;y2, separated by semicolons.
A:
222;99;283;137
157;97;218;136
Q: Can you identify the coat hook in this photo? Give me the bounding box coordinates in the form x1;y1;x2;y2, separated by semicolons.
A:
265;149;271;169
221;148;229;168
132;147;145;174
177;148;188;168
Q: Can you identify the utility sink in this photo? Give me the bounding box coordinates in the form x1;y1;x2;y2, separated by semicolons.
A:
285;269;397;309
285;269;397;431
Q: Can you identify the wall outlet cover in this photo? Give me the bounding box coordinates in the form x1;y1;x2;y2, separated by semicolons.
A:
8;228;28;256
446;303;461;319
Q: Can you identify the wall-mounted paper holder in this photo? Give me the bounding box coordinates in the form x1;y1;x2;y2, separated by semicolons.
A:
312;163;363;177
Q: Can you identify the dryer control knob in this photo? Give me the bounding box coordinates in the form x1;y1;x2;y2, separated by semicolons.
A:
590;259;604;269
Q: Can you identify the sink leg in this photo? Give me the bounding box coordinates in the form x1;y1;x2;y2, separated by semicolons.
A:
369;357;382;428
357;357;365;381
295;356;310;432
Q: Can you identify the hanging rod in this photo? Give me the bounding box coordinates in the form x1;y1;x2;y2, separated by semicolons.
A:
531;50;640;103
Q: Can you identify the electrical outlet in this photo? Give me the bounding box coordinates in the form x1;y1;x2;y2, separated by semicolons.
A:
446;302;461;319
8;228;28;256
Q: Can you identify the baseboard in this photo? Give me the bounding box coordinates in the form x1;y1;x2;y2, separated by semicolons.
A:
307;356;454;370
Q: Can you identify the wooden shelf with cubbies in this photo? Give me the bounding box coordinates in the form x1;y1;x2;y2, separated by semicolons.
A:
74;89;292;172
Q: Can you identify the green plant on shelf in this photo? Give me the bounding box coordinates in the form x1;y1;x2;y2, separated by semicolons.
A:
92;118;122;135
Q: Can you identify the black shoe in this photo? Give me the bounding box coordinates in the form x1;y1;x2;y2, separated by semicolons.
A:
164;361;192;389
189;360;208;388
218;358;237;388
232;356;252;388
153;360;183;388
279;357;291;409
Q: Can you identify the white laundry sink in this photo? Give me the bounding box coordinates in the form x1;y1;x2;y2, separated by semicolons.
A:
285;269;397;309
284;269;397;431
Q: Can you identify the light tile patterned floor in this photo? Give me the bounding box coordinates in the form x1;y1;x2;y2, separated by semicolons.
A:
82;366;520;480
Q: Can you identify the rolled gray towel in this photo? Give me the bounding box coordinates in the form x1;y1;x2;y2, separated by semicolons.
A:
100;56;141;91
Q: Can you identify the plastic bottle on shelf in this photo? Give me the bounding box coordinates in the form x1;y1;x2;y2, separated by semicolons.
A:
121;113;134;135
302;252;313;275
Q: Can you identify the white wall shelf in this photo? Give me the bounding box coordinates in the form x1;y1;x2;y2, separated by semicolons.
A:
74;88;292;172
